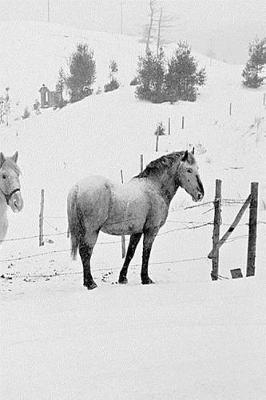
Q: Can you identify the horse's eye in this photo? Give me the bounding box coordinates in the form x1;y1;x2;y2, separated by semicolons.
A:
2;174;7;179
187;168;193;173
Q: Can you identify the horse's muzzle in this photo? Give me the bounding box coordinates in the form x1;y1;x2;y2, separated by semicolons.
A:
197;192;204;201
192;190;204;202
9;190;24;213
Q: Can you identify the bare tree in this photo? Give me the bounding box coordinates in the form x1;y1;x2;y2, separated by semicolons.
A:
140;1;178;55
156;7;163;56
206;49;216;66
156;7;176;55
146;0;157;53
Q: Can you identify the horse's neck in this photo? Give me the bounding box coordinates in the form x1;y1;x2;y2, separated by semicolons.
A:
154;169;179;204
0;196;8;242
0;196;7;218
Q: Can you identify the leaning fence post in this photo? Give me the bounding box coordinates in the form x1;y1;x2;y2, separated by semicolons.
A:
120;170;126;259
211;179;222;280
208;194;251;259
246;182;258;277
39;189;45;246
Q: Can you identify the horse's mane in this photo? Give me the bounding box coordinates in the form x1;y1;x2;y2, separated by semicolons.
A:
1;158;21;175
135;151;195;179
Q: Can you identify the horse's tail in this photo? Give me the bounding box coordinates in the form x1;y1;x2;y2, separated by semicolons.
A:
67;186;84;259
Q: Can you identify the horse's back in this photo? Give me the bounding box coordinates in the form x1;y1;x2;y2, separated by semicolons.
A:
74;175;111;194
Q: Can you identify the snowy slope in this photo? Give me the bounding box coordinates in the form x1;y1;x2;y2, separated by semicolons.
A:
0;22;266;400
2;276;266;400
0;21;142;107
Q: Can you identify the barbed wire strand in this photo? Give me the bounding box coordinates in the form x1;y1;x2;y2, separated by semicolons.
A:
40;199;252;219
0;220;215;244
0;231;251;265
1;256;209;279
1;217;265;244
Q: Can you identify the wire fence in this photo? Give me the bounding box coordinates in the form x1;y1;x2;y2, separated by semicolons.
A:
2;216;257;246
1;213;264;245
0;199;265;270
0;222;213;263
2;256;210;280
1;231;250;264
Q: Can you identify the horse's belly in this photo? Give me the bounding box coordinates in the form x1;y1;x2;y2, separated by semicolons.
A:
101;223;143;236
101;202;146;236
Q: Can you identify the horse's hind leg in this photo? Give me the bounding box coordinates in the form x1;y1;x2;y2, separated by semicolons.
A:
141;229;158;285
119;233;142;284
79;231;99;290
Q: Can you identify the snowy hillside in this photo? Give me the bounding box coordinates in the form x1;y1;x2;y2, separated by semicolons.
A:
1;22;266;400
0;21;142;107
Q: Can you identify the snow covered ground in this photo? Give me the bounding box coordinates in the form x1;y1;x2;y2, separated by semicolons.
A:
1;22;266;399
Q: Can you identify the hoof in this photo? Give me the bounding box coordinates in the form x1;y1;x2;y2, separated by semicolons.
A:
141;277;154;285
118;276;128;284
84;281;97;290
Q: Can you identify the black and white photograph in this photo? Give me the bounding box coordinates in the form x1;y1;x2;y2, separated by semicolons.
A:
0;1;265;399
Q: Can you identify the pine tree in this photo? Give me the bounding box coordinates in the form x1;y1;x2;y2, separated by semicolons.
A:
154;121;165;136
66;43;96;102
249;37;266;66
165;42;206;102
55;68;67;108
0;97;5;124
56;67;65;93
242;37;266;88
135;48;166;103
109;60;118;79
104;60;119;92
0;88;11;125
135;43;206;104
242;61;263;88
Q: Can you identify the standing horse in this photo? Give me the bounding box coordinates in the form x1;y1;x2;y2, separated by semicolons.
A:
0;152;24;243
67;150;204;290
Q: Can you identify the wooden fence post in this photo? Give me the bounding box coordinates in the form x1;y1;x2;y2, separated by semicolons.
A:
140;154;144;172
246;182;258;277
263;93;266;106
168;117;171;135
211;179;222;280
181;116;185;129
229;102;232;116
120;170;126;259
155;129;159;152
39;189;44;246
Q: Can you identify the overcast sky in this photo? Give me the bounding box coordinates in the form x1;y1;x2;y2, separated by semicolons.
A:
0;0;265;63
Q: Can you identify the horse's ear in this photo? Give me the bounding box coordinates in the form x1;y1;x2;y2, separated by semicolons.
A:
191;147;195;155
181;150;188;162
12;151;18;163
0;152;5;167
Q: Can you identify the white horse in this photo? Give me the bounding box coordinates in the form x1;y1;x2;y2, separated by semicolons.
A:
0;152;24;243
67;150;204;289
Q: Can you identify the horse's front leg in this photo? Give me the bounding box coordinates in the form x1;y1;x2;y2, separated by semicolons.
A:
141;229;159;284
79;235;98;290
119;233;142;284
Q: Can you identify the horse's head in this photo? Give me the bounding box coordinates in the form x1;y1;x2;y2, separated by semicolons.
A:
177;150;204;202
0;152;24;212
